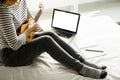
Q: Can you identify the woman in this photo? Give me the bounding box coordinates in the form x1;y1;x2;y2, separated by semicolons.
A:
0;0;107;79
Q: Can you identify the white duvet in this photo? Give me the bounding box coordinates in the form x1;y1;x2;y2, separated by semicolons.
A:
0;16;120;80
0;51;120;80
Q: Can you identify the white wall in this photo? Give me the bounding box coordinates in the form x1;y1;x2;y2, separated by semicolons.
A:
26;0;119;13
26;0;79;18
26;0;103;11
27;0;77;11
26;0;120;22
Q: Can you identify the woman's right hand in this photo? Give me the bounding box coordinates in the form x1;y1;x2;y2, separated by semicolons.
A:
22;22;38;39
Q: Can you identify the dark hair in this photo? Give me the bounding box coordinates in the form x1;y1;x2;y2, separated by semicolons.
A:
0;0;5;3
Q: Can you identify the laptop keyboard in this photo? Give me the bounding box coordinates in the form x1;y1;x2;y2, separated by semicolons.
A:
58;30;73;38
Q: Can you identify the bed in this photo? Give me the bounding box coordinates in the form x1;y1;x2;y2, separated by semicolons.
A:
0;16;120;80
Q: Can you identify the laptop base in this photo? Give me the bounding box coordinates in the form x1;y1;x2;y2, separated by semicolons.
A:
53;29;74;38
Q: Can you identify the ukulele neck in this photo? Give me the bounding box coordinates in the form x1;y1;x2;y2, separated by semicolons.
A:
34;9;42;22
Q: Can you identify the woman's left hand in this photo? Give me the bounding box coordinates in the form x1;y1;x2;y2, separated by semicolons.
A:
30;22;44;32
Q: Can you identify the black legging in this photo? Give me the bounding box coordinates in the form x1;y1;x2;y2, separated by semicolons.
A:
1;31;85;72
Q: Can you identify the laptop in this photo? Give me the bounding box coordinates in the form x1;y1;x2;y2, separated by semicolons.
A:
51;9;80;38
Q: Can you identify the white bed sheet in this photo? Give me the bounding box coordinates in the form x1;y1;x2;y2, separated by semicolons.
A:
0;16;120;80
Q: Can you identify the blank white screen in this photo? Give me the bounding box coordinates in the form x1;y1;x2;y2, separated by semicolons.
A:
52;10;79;32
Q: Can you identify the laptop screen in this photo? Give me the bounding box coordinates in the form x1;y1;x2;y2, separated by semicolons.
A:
51;9;80;33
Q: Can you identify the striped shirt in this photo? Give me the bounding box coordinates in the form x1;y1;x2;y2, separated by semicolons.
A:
0;0;32;50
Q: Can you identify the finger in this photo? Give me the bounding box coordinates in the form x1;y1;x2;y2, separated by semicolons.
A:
29;20;35;25
39;2;44;10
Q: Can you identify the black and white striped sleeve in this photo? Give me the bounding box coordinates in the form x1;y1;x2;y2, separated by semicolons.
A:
0;7;26;50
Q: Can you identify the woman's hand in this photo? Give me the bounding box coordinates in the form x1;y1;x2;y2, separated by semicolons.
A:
29;23;39;32
22;22;39;38
39;2;44;11
36;24;44;32
29;18;44;32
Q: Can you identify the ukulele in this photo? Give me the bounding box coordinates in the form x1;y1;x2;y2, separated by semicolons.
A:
17;3;44;42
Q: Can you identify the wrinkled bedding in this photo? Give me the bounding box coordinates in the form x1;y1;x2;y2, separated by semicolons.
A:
0;51;120;80
0;16;120;80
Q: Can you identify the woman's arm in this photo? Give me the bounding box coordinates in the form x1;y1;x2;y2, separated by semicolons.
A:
22;22;39;38
0;7;26;50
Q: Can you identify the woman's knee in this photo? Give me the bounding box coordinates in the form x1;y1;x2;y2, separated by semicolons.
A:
32;35;53;44
32;35;54;49
41;35;53;42
45;31;57;36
